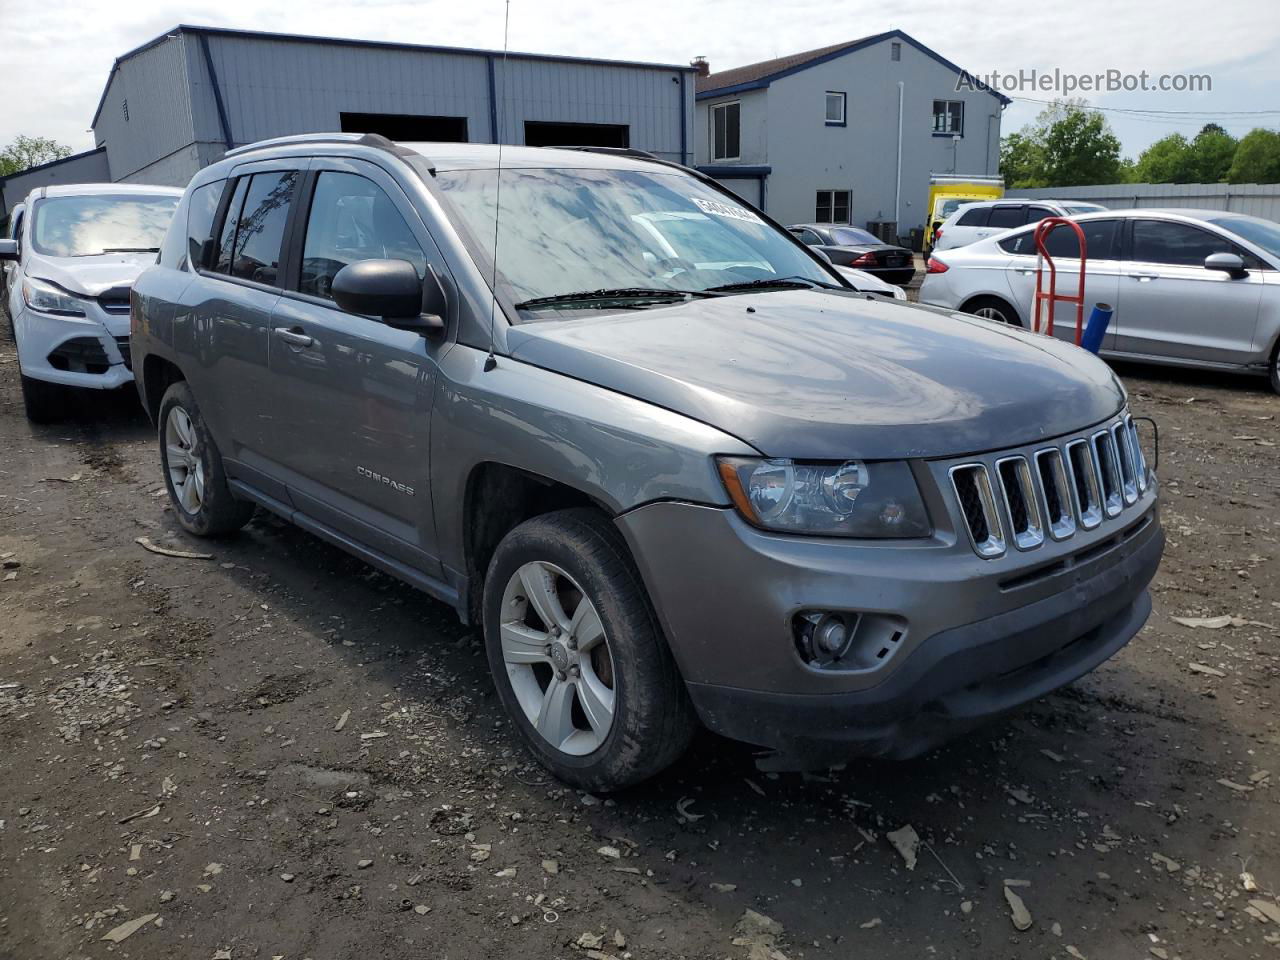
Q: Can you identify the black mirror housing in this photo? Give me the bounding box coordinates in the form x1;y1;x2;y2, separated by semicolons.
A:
1205;251;1247;276
331;259;446;337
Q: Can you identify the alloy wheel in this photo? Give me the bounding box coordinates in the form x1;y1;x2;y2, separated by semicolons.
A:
165;406;205;514
499;561;616;756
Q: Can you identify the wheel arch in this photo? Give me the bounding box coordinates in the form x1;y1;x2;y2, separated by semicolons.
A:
141;354;187;425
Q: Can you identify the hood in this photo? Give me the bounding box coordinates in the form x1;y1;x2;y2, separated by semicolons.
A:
28;252;155;298
507;290;1124;460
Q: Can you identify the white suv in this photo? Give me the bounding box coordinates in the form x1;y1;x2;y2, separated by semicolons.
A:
0;184;182;421
933;199;1106;254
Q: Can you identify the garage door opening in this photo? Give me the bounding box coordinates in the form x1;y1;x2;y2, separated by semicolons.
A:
524;121;630;149
340;112;469;142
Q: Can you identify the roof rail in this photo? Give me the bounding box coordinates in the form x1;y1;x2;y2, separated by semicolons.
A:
223;132;419;161
556;146;661;162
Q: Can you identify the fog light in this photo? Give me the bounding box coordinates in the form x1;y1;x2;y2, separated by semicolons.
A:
794;611;855;666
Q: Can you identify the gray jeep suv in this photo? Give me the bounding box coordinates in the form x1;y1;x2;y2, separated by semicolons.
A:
131;134;1164;790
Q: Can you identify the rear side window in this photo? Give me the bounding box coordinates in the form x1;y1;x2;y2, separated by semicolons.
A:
956;206;989;227
790;228;822;245
299;171;426;301
185;180;225;270
215;171;298;285
998;219;1120;259
986;205;1025;229
1131;219;1232;267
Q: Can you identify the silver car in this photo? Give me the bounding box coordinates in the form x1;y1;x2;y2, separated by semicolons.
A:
932;199;1106;253
125;135;1162;790
920;209;1280;392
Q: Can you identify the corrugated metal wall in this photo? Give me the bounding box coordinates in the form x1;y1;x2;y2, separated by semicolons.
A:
1007;183;1280;221
94;34;197;183
0;149;111;219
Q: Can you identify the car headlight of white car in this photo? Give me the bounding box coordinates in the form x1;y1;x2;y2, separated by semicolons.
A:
22;276;87;317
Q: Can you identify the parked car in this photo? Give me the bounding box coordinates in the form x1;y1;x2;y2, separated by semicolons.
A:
920;209;1280;393
0;183;183;420
932;199;1107;253
833;265;907;299
130;135;1162;790
1;202;24;306
787;224;915;286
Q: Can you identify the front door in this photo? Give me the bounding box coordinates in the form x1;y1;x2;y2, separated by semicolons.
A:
266;159;449;572
1115;218;1264;365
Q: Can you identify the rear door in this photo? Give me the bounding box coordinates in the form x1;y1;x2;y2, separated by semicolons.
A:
999;218;1123;347
1116;218;1264;364
182;162;304;497
266;157;450;572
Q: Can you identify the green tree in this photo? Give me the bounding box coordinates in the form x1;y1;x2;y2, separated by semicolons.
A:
1133;133;1195;183
1188;125;1237;182
0;135;73;177
1226;128;1280;184
999;100;1124;187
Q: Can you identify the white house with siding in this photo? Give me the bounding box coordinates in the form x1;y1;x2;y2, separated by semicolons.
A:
693;30;1008;241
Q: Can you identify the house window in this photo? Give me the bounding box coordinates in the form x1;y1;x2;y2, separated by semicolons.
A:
712;101;740;161
815;190;851;224
933;100;964;135
891;42;902;61
825;92;846;125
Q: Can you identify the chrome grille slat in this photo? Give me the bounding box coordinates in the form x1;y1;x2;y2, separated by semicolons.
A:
1092;430;1124;518
1111;423;1138;504
1066;439;1104;530
996;456;1044;550
1126;415;1149;494
1034;448;1076;541
949;464;1005;558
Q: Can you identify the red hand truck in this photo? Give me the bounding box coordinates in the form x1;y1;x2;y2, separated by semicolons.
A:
1032;217;1088;345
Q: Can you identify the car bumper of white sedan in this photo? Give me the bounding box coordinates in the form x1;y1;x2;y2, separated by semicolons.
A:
14;302;134;389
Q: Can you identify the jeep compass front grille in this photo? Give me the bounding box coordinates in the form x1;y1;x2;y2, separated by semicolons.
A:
949;414;1149;559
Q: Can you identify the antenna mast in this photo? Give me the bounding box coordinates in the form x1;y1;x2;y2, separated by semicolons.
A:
484;0;511;373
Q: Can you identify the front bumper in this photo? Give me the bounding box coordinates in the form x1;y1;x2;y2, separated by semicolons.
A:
618;480;1162;760
14;301;134;389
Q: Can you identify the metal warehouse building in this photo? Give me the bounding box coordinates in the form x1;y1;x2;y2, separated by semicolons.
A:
3;24;695;213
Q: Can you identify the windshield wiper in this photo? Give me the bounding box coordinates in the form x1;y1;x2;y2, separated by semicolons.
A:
513;287;719;310
100;247;161;254
706;275;842;293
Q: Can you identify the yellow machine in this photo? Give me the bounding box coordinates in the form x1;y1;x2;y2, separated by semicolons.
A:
924;174;1004;255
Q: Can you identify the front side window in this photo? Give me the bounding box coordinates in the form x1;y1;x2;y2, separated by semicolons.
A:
185;180;225;270
711;102;740;161
815;190;851;224
300;171;427;300
932;99;964;135
216;172;298;285
1131;219;1231;267
825;92;846;125
1025;206;1055;224
430;165;833;313
29;194;179;258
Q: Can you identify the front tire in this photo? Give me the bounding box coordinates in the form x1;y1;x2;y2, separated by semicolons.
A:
1269;339;1280;395
20;372;68;423
158;381;254;537
483;508;696;791
964;295;1021;327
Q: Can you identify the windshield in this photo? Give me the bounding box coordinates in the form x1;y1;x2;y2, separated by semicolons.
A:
430;166;833;312
831;226;878;245
31;194;179;257
1209;216;1280;260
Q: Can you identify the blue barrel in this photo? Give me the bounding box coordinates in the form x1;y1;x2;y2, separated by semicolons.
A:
1081;303;1114;354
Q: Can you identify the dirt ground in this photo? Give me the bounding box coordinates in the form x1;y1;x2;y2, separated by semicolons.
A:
1;329;1278;960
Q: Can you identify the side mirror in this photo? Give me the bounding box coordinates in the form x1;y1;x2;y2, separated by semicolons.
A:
0;239;17;261
331;259;446;337
1205;251;1247;277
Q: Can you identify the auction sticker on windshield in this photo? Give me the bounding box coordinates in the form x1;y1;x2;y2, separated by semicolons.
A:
691;197;764;225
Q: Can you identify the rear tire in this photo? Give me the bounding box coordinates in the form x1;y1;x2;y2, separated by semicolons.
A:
158;380;254;537
964;295;1021;327
1269;338;1280;395
20;372;68;423
482;508;696;791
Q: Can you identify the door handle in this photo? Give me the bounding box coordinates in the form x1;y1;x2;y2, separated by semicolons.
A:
273;326;314;347
1129;273;1159;281
1017;269;1036;275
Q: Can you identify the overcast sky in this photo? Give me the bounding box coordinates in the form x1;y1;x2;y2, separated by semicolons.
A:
2;0;1277;160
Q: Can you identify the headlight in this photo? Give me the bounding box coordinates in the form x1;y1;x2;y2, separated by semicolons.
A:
22;276;86;316
716;457;931;538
